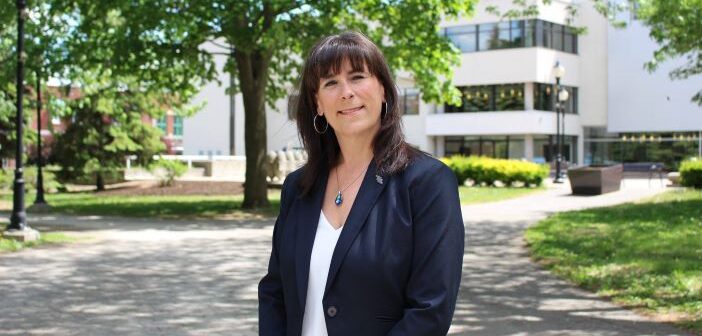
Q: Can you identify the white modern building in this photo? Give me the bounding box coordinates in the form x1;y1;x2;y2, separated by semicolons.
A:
184;0;702;169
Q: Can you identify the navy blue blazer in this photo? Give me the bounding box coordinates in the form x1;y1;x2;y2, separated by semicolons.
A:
259;153;465;336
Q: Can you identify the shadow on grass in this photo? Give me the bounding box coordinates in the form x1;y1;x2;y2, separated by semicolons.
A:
526;190;702;332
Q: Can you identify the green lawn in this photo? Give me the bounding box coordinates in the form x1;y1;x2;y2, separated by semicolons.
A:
525;189;702;332
1;191;281;219
459;185;545;205
0;232;79;253
1;186;541;219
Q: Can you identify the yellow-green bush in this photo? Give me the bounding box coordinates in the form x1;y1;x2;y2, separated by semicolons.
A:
0;166;62;192
679;158;702;188
442;156;549;187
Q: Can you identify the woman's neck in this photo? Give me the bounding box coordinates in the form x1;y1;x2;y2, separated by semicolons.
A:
335;134;375;172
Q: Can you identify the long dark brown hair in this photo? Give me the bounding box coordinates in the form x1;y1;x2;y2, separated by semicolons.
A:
296;31;420;197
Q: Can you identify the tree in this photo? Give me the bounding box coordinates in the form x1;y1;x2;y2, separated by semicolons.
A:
67;0;479;208
0;0;210;190
635;0;702;105
50;71;169;191
0;3;40;162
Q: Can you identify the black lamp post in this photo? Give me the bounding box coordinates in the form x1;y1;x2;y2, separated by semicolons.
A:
8;0;28;231
34;70;48;206
553;62;567;183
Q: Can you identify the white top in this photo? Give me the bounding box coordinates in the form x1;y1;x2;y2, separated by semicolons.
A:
301;211;344;336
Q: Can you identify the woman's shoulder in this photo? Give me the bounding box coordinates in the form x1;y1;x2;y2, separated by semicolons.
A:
403;151;453;179
282;166;305;192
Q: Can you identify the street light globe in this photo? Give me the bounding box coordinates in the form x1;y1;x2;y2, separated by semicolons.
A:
554;62;566;79
558;88;569;102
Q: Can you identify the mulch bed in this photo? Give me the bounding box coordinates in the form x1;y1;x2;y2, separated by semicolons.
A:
95;180;245;196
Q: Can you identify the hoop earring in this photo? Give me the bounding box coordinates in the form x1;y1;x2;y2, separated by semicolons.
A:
313;114;329;134
381;101;388;119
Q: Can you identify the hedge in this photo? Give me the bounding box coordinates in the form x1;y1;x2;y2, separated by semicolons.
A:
441;156;549;187
679;158;702;189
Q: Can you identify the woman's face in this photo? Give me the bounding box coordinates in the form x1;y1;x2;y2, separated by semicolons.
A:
316;59;385;141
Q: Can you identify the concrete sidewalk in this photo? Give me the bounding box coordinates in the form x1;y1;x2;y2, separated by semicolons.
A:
449;178;691;336
0;178;692;335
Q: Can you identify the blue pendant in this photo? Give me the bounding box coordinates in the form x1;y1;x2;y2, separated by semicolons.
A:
335;191;343;206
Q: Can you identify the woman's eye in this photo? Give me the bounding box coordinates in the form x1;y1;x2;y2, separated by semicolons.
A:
324;80;337;87
352;75;365;80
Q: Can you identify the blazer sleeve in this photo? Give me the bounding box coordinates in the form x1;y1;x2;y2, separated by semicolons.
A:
258;175;294;336
387;162;465;336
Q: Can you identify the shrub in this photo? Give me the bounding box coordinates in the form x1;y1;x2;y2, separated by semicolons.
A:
0;169;12;191
679;158;702;189
148;159;187;187
0;166;62;193
443;156;549;187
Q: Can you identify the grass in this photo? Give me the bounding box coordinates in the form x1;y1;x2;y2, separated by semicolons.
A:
525;189;702;332
1;185;542;219
459;185;545;205
0;232;79;253
1;191;282;219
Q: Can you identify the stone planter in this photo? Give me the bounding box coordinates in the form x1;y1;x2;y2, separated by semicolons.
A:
567;164;623;195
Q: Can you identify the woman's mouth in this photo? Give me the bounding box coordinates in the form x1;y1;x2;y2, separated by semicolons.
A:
338;105;364;116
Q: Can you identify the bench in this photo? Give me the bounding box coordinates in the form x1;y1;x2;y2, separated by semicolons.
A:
622;162;665;186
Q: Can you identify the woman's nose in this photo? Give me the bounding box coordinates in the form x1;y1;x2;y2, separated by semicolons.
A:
339;81;354;100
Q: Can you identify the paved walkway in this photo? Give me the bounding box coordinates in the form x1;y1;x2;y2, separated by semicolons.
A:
0;179;692;336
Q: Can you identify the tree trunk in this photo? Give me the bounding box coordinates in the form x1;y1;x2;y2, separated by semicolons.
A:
236;49;272;209
96;172;105;191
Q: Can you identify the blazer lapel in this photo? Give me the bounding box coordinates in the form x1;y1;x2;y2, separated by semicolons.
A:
295;169;328;311
324;160;387;295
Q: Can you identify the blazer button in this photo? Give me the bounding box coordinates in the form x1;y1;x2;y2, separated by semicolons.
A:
326;306;338;317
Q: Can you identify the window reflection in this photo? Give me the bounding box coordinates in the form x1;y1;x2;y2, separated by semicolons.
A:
534;83;578;114
444;19;577;54
444;135;527;160
400;88;420;115
446;84;524;113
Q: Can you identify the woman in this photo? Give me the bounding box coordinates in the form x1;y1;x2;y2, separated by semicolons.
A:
259;31;464;336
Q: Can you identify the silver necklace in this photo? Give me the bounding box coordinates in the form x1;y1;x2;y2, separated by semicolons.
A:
334;165;367;206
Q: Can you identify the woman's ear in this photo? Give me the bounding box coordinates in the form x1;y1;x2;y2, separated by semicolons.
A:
315;98;323;116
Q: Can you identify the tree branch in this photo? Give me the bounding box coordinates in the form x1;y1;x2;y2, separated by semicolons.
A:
205;39;232;51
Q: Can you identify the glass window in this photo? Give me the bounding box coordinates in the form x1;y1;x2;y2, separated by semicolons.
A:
543;21;553;49
173;116;183;136
535;20;544;47
445;137;462;156
446;25;475;34
494;140;509;158
481;139;496;158
466;138;481;156
400;89;420;115
525;20;535;47
478;23;497;51
157;116;167;133
495;84;524;111
562;87;577;114
447;25;477;53
533;135;553;163
564;27;575;53
535;83;578;114
445;136;524;159
447;84;524;113
444;19;576;54
553;25;564;51
534;83;554;111
473;86;493;111
508;138;525;159
497;22;511;48
510;21;523;47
